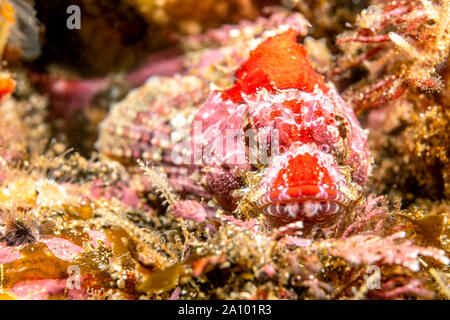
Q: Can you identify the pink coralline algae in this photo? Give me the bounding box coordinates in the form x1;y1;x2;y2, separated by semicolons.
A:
308;232;449;273
8;278;89;300
172;200;207;223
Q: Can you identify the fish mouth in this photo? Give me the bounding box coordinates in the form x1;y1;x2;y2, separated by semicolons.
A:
256;185;350;221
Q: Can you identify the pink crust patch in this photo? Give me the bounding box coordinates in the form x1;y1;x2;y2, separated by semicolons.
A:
172;200;208;223
8;278;89;300
220;214;259;232
0;242;23;264
40;237;84;261
88;230;112;249
0;238;83;264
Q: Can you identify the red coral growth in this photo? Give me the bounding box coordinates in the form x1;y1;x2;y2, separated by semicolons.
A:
222;29;328;103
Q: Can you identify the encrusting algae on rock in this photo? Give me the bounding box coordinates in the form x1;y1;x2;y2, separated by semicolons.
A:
0;3;447;300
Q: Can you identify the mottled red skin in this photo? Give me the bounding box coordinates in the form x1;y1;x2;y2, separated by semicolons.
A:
222;29;328;103
193;29;369;221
